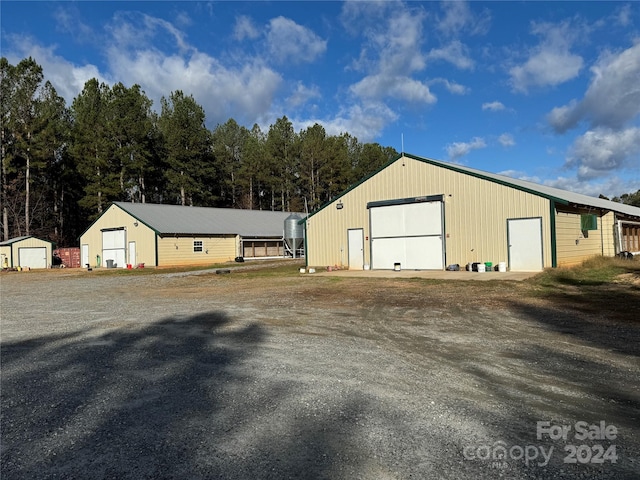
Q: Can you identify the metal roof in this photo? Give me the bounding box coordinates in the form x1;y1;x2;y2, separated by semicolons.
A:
113;202;302;237
404;154;640;218
0;236;35;246
303;153;640;222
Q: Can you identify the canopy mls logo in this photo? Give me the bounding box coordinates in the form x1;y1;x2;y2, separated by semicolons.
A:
463;420;619;470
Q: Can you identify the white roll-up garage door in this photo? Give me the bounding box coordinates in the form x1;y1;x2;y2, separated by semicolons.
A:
19;247;47;269
102;229;126;268
369;197;444;270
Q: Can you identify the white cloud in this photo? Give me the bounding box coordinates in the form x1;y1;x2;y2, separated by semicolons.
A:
294;101;398;143
107;48;282;127
436;1;491;37
482;101;505;111
429;78;469;95
548;43;640;133
345;6;436;107
566;127;640;180
3;34;107;104
107;12;192;53
446;137;487;161
426;41;475;70
614;4;633;27
266;17;327;64
234;15;260;41
286;82;321;109
509;21;584;92
498;133;515;147
351;74;436;104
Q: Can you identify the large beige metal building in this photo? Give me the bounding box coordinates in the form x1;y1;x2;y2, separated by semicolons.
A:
79;202;298;268
304;153;640;272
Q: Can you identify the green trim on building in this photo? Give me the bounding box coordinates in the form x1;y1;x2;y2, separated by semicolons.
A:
403;153;570;206
549;200;557;268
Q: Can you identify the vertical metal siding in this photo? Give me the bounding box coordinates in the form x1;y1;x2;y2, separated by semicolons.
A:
555;210;605;266
601;212;616;257
306;156;552;268
79;204;157;267
157;235;236;266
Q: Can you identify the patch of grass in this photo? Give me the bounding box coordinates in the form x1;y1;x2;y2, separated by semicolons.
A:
523;256;640;323
531;256;640;288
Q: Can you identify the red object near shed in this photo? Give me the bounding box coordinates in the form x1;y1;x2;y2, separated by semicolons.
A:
54;247;81;268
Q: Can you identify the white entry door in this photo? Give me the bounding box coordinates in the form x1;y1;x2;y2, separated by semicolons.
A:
347;229;364;270
81;244;89;268
508;218;543;271
128;241;136;267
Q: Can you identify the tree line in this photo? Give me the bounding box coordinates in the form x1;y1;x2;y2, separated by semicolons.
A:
3;57;638;247
1;57;398;246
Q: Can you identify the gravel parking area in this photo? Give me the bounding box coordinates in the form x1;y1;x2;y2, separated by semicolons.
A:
2;264;639;479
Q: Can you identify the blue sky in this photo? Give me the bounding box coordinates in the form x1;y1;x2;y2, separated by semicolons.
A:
2;1;639;198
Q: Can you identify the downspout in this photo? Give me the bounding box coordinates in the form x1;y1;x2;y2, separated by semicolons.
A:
600;211;604;256
549;200;557;268
616;218;623;254
155;233;159;267
303;220;309;268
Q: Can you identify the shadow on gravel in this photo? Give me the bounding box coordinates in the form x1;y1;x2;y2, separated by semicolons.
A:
509;297;640;357
1;311;365;479
456;299;640;479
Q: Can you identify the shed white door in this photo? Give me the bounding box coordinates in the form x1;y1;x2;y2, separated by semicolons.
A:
508;218;543;271
370;201;444;270
81;244;89;268
19;247;47;269
347;229;364;270
102;229;126;268
128;242;136;266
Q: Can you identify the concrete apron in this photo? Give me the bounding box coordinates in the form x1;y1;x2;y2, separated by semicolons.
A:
312;268;539;281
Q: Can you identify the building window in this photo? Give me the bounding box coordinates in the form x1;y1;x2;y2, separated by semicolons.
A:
193;240;203;252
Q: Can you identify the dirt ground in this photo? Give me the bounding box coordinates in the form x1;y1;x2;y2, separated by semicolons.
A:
1;261;639;479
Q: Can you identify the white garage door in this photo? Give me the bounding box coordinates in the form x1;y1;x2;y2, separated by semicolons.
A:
370;200;444;270
19;247;47;269
102;229;126;268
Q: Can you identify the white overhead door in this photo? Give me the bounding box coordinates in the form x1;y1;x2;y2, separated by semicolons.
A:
370;200;444;270
102;229;126;268
19;247;47;269
508;218;543;271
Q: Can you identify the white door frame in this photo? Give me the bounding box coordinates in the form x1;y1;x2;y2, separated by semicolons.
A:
347;228;364;270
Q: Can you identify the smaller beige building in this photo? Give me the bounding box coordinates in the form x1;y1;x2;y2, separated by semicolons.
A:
79;202;299;268
303;153;640;271
0;236;54;269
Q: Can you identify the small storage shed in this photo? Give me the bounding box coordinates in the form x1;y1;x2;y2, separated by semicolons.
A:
79;202;300;268
303;153;640;271
0;236;54;269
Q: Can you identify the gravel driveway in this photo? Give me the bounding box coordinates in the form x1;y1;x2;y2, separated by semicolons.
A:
2;264;639;479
